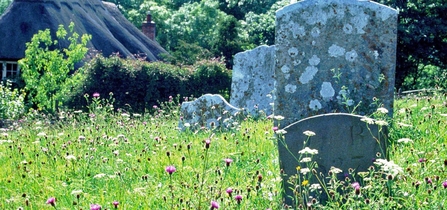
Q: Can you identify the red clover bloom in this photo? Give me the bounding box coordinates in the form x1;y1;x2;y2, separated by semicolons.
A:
165;165;176;175
210;200;219;209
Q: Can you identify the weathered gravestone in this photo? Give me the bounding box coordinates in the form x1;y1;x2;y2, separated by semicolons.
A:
178;94;243;131
230;45;276;116
274;0;398;127
278;113;387;205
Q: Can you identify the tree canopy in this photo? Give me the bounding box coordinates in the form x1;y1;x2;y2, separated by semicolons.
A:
2;0;446;90
106;0;446;90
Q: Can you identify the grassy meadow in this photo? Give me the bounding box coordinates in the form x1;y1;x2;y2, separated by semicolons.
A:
1;92;447;209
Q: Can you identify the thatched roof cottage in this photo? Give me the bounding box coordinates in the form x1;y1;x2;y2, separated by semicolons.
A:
0;0;167;81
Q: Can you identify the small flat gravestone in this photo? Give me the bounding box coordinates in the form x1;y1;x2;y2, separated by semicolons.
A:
178;94;243;131
230;45;276;116
274;0;398;127
278;113;387;206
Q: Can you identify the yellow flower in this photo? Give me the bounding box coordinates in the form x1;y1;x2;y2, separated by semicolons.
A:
302;180;309;186
296;166;301;171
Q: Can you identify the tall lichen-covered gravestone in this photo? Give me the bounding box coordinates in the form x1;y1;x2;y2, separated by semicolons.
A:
230;45;276;116
274;0;398;127
273;0;397;206
278;113;388;206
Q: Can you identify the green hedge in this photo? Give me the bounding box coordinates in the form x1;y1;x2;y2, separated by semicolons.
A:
65;55;231;112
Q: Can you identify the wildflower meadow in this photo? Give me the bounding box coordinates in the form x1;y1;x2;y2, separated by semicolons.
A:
1;92;447;209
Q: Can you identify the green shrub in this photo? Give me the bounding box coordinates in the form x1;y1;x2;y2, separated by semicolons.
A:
190;59;232;99
19;22;91;113
402;64;447;90
66;55;231;113
0;80;26;120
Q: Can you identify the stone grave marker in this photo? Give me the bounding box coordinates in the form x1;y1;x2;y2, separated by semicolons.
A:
230;45;276;116
277;113;387;205
178;94;243;131
274;0;398;127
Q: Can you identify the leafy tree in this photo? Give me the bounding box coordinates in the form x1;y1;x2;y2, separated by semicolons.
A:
163;40;214;66
241;0;289;47
105;0;281;65
212;15;243;68
19;22;91;113
0;0;12;15
112;0;447;90
141;0;230;65
105;0;145;13
378;0;447;90
217;0;278;20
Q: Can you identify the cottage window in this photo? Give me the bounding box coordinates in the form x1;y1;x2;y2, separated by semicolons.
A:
1;61;20;82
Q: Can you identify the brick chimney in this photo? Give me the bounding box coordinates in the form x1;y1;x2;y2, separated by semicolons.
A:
142;11;156;40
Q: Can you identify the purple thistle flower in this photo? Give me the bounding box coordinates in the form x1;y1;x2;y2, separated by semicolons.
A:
443;181;447;188
351;182;360;190
205;139;211;149
46;197;56;206
90;204;102;210
112;201;119;208
225;158;233;167
419;158;426;163
272;126;278;132
226;187;233;196
210;201;219;209
165;165;176;175
92;92;100;98
234;195;242;204
351;182;361;195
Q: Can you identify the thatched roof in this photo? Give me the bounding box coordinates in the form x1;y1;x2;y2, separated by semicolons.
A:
0;0;168;61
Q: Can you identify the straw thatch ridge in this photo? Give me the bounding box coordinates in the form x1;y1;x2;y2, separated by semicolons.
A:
0;0;167;61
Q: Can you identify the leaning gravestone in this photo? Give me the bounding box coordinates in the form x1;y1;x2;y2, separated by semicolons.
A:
178;94;243;131
230;45;276;116
274;0;398;127
278;113;387;205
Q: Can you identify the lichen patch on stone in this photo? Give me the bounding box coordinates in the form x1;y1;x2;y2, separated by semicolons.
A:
328;44;346;57
320;82;335;99
299;66;318;84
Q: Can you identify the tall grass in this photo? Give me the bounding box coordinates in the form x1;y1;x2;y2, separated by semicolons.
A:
1;92;447;209
0;94;281;209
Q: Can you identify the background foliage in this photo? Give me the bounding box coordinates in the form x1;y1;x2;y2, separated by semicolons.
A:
100;0;446;91
377;0;447;90
0;80;25;120
18;22;91;113
65;55;231;113
1;0;446;91
0;0;11;14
